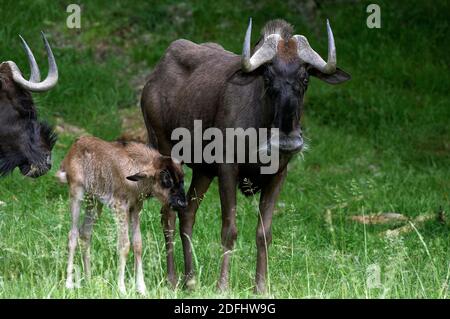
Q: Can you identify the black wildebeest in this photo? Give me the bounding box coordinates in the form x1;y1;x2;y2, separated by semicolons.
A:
0;33;58;178
141;19;350;293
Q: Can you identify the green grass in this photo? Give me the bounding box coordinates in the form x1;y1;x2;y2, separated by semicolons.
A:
0;0;449;298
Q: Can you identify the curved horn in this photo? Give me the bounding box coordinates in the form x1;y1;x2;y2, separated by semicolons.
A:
293;19;336;74
241;18;281;73
18;35;41;82
7;32;58;92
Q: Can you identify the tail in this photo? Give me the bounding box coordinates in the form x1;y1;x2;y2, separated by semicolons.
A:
55;168;67;184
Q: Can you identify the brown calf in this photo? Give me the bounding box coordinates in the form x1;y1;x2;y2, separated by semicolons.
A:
56;136;186;295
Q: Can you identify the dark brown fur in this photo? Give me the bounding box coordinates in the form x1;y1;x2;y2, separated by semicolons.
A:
140;19;350;292
0;63;56;178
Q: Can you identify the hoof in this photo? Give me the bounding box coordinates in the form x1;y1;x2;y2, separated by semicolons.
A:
136;286;147;296
217;281;228;293
168;276;178;289
118;284;127;295
254;284;267;295
185;278;196;291
65;281;75;290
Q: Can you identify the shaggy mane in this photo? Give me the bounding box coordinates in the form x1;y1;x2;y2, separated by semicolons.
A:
261;19;294;40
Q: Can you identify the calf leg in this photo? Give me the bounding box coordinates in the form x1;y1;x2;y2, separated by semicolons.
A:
79;196;102;282
178;170;212;289
217;165;238;292
66;186;84;289
130;203;146;295
255;168;287;294
161;204;177;288
116;203;130;294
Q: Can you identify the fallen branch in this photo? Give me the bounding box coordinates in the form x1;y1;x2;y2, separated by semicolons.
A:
349;212;408;225
381;211;446;238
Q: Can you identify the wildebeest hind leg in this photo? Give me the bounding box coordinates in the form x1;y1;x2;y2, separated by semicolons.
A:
66;186;84;289
130;203;146;295
79;196;102;282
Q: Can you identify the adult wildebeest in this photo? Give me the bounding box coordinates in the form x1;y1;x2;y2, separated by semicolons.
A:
141;19;350;293
0;33;58;178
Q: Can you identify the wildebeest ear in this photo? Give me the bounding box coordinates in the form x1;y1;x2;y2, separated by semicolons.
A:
309;67;351;85
172;157;184;165
126;172;147;182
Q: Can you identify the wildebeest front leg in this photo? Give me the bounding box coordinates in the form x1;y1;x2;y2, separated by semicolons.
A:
130;203;146;295
255;168;287;293
178;170;212;289
66;186;84;289
116;204;130;295
217;165;238;291
79;196;102;282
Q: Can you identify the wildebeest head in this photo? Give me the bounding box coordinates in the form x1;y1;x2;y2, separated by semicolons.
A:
241;19;351;153
0;33;58;178
127;156;187;211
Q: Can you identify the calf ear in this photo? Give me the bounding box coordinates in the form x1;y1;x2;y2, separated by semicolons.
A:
309;67;351;85
126;172;147;182
160;169;174;188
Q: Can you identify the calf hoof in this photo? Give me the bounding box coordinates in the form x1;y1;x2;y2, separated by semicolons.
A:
65;280;75;290
136;285;147;296
118;284;127;295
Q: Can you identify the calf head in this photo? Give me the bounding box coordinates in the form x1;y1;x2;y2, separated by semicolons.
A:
0;33;58;178
241;19;351;153
127;156;187;210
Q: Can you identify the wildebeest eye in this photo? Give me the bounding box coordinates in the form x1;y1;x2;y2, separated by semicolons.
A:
302;77;309;86
160;170;173;188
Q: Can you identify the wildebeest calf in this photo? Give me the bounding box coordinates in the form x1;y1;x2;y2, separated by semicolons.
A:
56;136;187;295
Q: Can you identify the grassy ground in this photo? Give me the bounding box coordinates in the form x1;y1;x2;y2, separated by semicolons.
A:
0;0;449;298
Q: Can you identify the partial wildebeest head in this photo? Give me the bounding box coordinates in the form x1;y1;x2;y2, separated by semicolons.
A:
127;156;187;211
241;19;351;153
0;32;58;178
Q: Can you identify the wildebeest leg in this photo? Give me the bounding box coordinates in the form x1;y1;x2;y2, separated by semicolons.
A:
79;196;102;282
130;203;146;295
255;168;287;293
66;186;84;289
178;169;212;289
217;164;238;291
161;204;177;288
116;203;130;294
